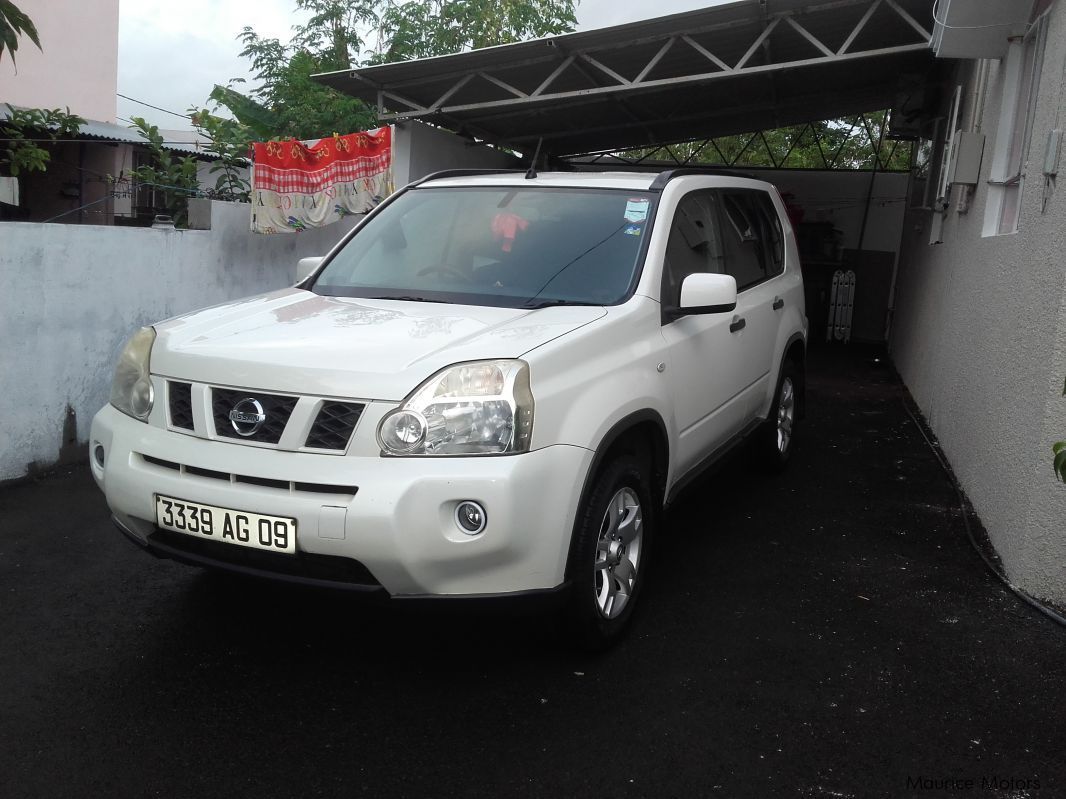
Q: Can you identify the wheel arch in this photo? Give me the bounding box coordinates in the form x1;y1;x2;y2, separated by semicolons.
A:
782;332;806;419
563;410;669;581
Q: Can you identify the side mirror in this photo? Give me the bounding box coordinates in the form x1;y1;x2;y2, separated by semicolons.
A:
296;256;323;283
673;273;737;317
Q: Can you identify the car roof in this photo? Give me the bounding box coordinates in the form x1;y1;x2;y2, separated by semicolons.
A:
415;170;777;193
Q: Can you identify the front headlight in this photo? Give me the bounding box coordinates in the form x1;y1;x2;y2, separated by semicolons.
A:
110;327;156;422
377;360;534;456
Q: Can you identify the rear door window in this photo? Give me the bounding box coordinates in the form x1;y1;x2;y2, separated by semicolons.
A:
719;189;784;290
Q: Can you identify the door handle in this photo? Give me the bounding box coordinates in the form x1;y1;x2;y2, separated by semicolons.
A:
773;297;784;311
729;316;746;333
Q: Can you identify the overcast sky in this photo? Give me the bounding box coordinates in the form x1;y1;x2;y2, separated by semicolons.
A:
117;0;723;131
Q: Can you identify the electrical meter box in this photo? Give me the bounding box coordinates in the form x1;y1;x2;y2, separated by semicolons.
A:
947;130;985;186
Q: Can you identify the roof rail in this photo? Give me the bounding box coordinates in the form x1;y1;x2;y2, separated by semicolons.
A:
648;167;760;191
407;168;525;188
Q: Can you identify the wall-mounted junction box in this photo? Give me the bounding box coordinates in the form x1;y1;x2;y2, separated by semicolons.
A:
947;130;985;186
1044;129;1062;177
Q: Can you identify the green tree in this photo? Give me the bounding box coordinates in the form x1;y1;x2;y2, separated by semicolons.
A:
1;104;84;176
620;112;912;172
189;107;252;201
128;116;201;226
210;0;579;140
209;0;377;141
370;0;577;63
0;0;40;65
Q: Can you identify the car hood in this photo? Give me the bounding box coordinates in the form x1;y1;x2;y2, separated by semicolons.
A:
152;288;606;400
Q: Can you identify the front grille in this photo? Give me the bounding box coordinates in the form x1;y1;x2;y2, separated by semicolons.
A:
169;382;194;430
305;402;365;450
212;388;297;444
148;529;381;588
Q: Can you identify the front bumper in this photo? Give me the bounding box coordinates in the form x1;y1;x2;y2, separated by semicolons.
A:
91;404;593;597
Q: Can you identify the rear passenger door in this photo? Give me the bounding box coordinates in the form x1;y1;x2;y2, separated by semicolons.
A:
717;188;786;419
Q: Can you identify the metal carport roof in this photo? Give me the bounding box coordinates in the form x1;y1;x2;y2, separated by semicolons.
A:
315;0;938;157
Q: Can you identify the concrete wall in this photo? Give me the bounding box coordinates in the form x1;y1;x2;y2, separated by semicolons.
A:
891;1;1066;603
0;0;120;123
0;201;358;481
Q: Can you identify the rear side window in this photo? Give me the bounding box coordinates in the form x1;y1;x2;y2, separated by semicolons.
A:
719;189;785;290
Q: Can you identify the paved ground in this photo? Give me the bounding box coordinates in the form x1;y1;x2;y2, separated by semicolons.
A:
2;348;1065;799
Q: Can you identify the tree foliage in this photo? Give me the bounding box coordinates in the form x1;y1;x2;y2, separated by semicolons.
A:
620;112;912;172
189;108;252;202
370;0;577;63
209;0;578;141
1;104;84;176
210;23;375;140
0;0;40;65
128;116;201;226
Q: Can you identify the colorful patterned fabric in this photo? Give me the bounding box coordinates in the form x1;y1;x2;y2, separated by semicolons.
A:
250;127;393;234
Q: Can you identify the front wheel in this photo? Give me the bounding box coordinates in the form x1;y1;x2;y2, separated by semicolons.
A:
561;455;655;650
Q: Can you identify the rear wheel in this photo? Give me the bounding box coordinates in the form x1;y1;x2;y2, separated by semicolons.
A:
562;455;654;650
756;358;800;471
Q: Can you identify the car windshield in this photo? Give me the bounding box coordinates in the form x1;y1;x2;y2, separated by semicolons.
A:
311;186;655;308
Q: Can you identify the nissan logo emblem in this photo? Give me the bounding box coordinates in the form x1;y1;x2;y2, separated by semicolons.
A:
229;397;267;437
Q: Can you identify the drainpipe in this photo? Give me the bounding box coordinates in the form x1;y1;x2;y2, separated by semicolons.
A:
78;141;85;225
855;115;887;257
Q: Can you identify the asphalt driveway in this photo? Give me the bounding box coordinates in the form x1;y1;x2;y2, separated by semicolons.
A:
1;347;1064;798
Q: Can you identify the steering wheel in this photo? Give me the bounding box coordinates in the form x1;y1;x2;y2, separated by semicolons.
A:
416;265;471;282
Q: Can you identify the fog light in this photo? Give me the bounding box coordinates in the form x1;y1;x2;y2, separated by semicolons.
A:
455;501;487;535
93;444;105;467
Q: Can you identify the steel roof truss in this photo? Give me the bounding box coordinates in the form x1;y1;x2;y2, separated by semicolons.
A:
679;34;733;72
374;0;930;123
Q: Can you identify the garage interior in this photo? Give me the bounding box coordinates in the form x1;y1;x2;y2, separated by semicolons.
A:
317;0;944;346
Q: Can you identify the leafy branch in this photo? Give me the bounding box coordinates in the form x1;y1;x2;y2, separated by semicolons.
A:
0;0;40;65
1;104;84;176
128;116;200;227
189;107;252;202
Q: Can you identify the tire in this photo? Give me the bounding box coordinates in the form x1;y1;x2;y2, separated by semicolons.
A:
756;357;800;472
561;455;655;651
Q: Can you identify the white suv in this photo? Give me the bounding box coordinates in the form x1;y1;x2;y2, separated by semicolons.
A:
90;169;806;647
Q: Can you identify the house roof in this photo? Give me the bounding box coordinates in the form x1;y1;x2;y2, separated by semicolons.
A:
315;0;939;156
1;107;216;157
76;119;212;157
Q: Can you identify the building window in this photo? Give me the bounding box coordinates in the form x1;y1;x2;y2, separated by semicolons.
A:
984;13;1049;236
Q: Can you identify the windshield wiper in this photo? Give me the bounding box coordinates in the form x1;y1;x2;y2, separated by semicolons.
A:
368;295;447;303
521;299;599;309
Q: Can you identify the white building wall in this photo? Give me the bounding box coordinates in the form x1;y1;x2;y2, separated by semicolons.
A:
392;121;521;186
0;0;120;123
0;202;359;482
891;1;1066;603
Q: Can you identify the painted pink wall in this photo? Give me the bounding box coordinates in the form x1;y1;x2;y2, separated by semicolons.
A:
1;0;120;122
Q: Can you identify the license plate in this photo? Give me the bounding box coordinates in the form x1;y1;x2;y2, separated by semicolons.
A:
155;495;296;554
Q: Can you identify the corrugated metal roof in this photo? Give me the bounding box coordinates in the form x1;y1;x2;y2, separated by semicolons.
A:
315;0;940;156
1;107;216;157
77;119;211;157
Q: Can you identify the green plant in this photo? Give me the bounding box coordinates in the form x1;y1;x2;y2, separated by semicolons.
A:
189;107;252;202
128;116;200;226
0;0;40;65
1055;379;1066;482
1;104;84;176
